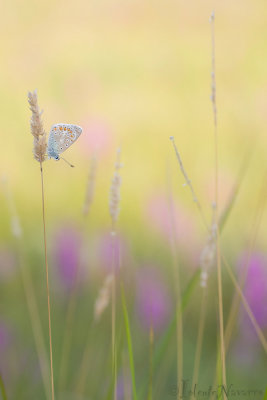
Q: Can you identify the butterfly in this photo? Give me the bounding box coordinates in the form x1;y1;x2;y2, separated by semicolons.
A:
47;123;82;167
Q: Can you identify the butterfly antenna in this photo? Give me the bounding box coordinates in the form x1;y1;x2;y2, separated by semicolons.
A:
61;157;75;168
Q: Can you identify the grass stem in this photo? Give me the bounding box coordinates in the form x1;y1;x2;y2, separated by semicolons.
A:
147;323;154;400
40;162;55;400
190;288;207;399
222;255;267;353
210;12;227;393
0;373;7;400
121;282;138;400
166;177;183;397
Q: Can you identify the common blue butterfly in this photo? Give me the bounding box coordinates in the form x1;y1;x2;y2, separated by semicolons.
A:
47;123;82;166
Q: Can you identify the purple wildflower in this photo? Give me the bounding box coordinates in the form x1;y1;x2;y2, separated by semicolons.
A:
53;224;82;290
238;251;267;333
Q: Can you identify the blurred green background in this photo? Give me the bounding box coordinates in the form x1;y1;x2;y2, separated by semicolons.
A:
0;0;266;399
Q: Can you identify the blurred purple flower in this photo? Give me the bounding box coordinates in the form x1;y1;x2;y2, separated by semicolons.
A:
238;252;267;333
53;225;82;290
136;267;171;332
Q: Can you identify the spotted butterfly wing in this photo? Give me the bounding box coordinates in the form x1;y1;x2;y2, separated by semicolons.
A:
47;123;82;159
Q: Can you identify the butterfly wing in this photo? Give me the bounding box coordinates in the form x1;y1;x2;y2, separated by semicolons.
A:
48;124;82;156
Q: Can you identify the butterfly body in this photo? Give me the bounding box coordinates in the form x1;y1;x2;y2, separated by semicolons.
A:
47;123;82;161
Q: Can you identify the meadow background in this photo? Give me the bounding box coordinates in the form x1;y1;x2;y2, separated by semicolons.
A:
0;0;266;399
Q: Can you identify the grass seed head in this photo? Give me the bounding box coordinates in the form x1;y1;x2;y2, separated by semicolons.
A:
28;90;47;163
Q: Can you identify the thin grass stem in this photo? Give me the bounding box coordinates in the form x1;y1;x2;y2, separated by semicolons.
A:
111;238;117;400
210;12;227;394
147;322;154;400
224;171;267;352
121;282;138;400
222;255;267;353
40;162;55;400
190;288;207;399
169;137;209;231
109;149;122;400
166;173;183;397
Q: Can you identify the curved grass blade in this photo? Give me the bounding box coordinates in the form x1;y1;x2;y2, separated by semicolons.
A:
139;268;201;398
104;323;124;400
155;267;200;368
0;373;7;400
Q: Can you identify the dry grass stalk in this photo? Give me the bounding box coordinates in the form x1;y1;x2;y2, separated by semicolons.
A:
190;210;216;399
224;171;267;352
169;137;209;231
170;12;227;389
109;148;123;400
222;255;267;353
83;155;97;217
166;172;183;399
170;95;265;400
199;212;217;288
28;90;47;163
209;12;227;394
28;90;55;400
94;274;114;321
147;322;154;400
109;148;122;232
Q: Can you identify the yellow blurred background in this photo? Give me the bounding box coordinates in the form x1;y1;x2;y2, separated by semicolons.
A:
1;0;267;248
0;1;267;398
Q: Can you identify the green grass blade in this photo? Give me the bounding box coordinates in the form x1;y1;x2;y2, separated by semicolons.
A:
104;323;124;400
121;282;138;400
181;268;201;310
0;374;7;400
104;380;113;400
154;267;200;369
139;268;201;398
216;333;223;393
